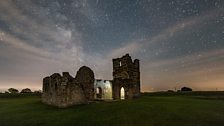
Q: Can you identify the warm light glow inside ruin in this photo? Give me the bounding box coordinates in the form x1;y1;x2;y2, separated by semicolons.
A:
120;87;125;100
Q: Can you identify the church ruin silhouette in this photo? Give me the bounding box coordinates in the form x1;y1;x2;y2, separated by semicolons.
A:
42;54;140;107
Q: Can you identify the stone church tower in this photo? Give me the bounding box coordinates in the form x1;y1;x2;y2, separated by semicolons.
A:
42;54;141;107
112;54;140;99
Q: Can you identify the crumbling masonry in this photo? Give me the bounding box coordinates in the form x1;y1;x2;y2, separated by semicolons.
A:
42;54;140;107
112;54;140;99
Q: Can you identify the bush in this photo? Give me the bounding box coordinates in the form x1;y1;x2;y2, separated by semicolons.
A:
21;88;32;93
8;88;19;93
181;87;192;91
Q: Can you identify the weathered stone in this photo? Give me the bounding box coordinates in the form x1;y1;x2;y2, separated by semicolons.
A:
112;54;141;100
42;54;141;107
42;66;94;108
75;66;95;100
94;79;113;100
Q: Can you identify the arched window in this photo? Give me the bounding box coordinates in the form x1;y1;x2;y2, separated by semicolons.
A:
120;87;125;100
96;87;102;99
119;61;122;66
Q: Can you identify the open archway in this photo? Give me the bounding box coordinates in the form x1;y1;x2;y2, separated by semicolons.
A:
96;87;102;99
120;87;125;100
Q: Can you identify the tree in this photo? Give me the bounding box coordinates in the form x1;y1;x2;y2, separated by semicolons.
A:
181;87;192;92
20;88;32;93
8;88;19;93
33;90;41;94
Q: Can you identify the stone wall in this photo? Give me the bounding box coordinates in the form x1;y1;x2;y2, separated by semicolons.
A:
42;54;140;107
112;54;140;100
75;66;95;101
94;79;113;100
42;66;94;108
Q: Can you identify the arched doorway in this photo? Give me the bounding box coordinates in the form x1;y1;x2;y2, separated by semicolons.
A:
120;87;125;100
96;87;102;99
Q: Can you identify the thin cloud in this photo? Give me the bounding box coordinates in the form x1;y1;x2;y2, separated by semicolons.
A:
111;8;224;56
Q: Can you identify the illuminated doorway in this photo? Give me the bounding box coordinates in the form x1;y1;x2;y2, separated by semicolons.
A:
96;87;102;98
120;87;125;100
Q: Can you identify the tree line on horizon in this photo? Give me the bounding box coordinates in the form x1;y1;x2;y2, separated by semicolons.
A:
1;88;41;94
1;87;193;94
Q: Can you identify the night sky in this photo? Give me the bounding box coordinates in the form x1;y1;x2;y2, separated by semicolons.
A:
0;0;224;92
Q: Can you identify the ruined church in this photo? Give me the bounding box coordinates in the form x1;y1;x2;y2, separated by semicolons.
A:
42;54;140;107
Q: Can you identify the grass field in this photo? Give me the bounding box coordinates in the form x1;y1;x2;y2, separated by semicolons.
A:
0;92;224;126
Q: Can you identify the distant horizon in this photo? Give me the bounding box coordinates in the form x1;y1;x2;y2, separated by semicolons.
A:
1;86;224;93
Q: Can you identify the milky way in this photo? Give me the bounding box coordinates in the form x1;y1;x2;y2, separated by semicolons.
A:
0;0;224;92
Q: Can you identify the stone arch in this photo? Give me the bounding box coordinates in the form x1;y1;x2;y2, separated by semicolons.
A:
120;87;125;100
121;71;129;79
96;87;103;99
